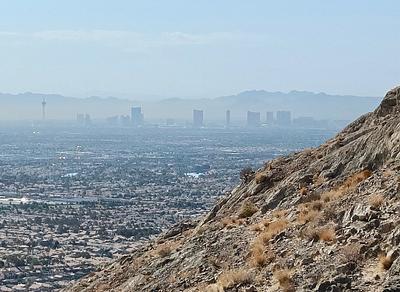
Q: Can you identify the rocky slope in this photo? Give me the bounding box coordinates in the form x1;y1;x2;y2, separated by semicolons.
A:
66;87;400;291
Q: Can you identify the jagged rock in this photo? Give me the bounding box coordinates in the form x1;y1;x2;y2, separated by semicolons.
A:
65;87;400;292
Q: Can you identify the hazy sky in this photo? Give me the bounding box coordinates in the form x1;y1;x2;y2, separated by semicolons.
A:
0;1;399;99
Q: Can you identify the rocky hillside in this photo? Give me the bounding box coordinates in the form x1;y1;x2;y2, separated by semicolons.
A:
66;87;400;291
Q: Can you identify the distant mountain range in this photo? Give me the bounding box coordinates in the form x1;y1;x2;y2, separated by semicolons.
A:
0;90;382;121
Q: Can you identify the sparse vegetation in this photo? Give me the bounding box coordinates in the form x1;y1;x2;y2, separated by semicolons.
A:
238;201;258;218
272;209;287;219
368;194;384;208
300;187;308;196
318;227;336;242
255;172;268;184
297;208;320;224
258;219;288;244
249;242;274;268
273;269;294;292
379;253;393;270
156;244;172;258
320;170;372;203
218;269;253;288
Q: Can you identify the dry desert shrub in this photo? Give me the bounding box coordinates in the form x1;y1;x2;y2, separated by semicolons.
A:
297;208;320;224
299;187;308;196
301;225;335;243
272;209;287;219
221;217;244;229
249;242;267;267
309;200;324;211
218;269;253;288
258;219;288;244
318;227;336;242
255;172;268;184
238;201;258;218
320;170;372;203
273;268;294;291
250;223;263;232
379;253;393;270
204;283;224;292
156;244;172;257
368;194;384;208
249;241;274;268
343;170;372;189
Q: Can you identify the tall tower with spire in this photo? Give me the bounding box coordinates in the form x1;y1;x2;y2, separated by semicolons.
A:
41;98;47;120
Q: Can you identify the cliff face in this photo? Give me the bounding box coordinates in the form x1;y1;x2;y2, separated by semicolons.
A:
66;87;400;292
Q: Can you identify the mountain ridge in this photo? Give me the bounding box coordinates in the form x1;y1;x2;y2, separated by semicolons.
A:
0;90;380;121
65;86;400;291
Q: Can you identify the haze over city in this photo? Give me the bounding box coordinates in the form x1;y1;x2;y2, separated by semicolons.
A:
1;2;400;292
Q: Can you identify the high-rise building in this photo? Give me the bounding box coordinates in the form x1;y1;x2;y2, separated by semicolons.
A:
266;111;274;124
247;111;261;127
226;110;231;127
276;111;292;126
85;114;92;125
76;113;85;124
131;107;144;126
193;109;204;128
41;98;47;120
120;115;131;126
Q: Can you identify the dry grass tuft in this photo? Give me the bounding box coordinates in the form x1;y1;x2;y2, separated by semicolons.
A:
297;208;320;224
379;253;393;270
272;209;288;219
204;284;224;292
320;170;372;203
218;269;253;288
156;244;172;257
273;269;294;291
255;172;268;184
250;223;263;232
249;242;274;268
238;201;258;218
368;194;384;209
318;227;336;242
249;242;267;267
300;187;308;196
258;219;288;244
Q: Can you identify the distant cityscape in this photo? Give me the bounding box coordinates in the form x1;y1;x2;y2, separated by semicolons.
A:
72;105;349;130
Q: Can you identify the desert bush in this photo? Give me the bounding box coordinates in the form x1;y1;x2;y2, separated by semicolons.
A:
204;284;223;292
299;187;308;196
320;170;372;203
273;269;294;291
249;242;274;268
368;194;384;209
342;170;372;191
238;201;258;218
255;172;268;184
259;219;288;244
218;269;253;288
297;208;320;224
156;244;172;257
379;253;393;270
249;242;267;267
271;209;287;219
318;227;336;242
